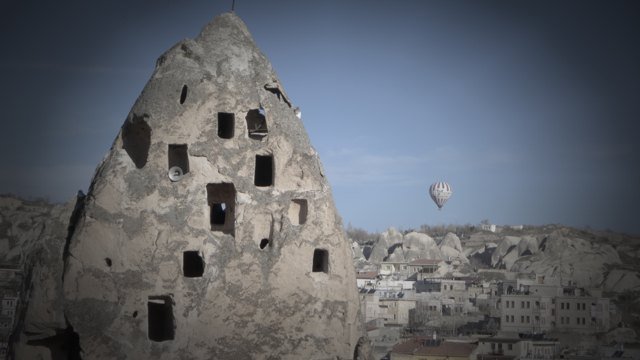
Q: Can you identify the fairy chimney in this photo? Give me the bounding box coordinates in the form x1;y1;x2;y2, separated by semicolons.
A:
62;13;366;359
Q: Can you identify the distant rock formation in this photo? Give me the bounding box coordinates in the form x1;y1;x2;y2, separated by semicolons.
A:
0;195;79;358
403;232;442;262
60;13;366;360
509;230;621;288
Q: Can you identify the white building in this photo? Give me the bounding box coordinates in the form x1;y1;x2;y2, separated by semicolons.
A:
480;224;497;232
500;286;612;334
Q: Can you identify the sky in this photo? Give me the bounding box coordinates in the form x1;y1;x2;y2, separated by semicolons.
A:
1;0;639;234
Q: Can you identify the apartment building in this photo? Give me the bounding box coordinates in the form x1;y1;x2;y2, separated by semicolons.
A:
500;286;611;333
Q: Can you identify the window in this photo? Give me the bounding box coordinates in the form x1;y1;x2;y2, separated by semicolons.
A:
312;249;329;273
521;301;525;309
122;114;151;169
526;316;530;323
168;144;189;179
561;303;565;310
183;251;204;277
508;344;513;350
246;109;268;139
288;199;308;225
521;316;525;323
254;155;274;186
527;301;530;309
148;296;175;342
179;85;188;104
218;112;235;139
207;183;235;234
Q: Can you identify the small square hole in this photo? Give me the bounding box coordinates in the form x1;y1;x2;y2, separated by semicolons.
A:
168;144;189;176
312;249;328;273
147;296;174;342
183;251;205;277
246;109;268;139
255;155;274;187
218;112;235;139
206;183;235;234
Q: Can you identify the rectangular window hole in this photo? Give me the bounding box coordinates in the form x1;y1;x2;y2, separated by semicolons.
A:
147;295;174;342
168;144;189;176
206;183;235;234
218;112;235;139
183;251;205;277
246;109;268;139
312;249;328;273
288;199;308;225
211;203;226;225
254;155;274;187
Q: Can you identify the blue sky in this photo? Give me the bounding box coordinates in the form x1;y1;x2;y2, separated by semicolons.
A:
1;1;639;234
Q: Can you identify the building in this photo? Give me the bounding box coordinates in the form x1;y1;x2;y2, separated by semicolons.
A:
480;224;497;233
356;270;379;288
360;289;416;326
0;266;22;360
475;334;560;360
391;337;477;360
500;286;611;333
380;261;410;277
408;259;442;280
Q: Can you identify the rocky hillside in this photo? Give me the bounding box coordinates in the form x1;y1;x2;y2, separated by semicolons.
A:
0;194;82;358
351;225;640;293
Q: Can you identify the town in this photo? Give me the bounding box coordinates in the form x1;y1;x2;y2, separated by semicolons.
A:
351;225;637;360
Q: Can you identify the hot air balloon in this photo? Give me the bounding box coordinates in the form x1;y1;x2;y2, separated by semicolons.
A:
429;181;452;210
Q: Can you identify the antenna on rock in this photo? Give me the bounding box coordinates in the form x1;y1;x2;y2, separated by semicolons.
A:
231;0;236;12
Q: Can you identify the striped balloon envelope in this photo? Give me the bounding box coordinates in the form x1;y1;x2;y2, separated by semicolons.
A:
429;181;452;210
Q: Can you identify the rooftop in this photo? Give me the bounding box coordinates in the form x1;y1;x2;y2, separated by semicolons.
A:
391;338;477;357
409;259;442;266
356;271;379;279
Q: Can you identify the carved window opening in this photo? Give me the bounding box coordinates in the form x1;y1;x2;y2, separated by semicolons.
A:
179;85;188;104
312;249;328;273
148;296;174;342
211;203;226;225
168;144;189;177
288;199;308;225
207;183;235;234
259;238;269;249
122;115;151;169
218;112;235;139
246;109;268;139
254;155;273;187
183;251;204;278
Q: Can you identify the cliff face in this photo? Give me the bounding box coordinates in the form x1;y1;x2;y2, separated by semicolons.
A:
61;13;364;360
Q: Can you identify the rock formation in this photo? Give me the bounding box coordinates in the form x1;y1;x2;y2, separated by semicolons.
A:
61;13;365;359
0;195;79;358
403;232;441;262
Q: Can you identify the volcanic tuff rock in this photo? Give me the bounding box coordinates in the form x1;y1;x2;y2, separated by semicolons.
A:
440;232;462;253
403;232;442;262
510;230;621;288
0;195;76;357
62;13;366;359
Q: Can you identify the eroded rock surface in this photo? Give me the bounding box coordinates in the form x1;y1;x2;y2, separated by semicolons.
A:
0;195;78;359
62;13;365;360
